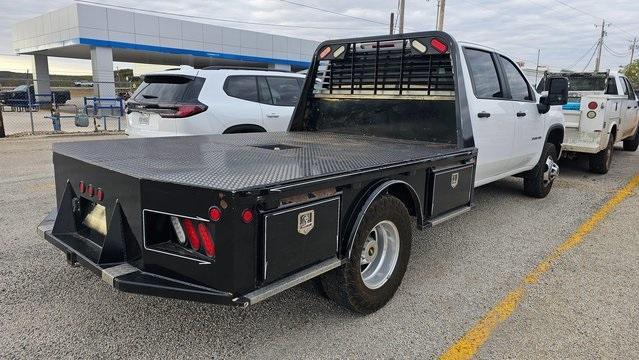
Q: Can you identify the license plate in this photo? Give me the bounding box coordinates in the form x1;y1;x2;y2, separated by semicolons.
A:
138;113;150;125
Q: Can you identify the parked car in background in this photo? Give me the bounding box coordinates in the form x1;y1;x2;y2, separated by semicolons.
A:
538;71;639;173
73;81;93;87
125;66;306;137
0;84;70;109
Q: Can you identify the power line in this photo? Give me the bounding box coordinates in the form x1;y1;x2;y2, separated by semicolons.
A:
582;44;598;72
548;0;636;40
567;40;599;70
76;0;379;30
602;43;629;58
278;0;388;26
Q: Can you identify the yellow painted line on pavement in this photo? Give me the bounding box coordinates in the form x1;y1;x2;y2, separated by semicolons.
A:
440;174;639;360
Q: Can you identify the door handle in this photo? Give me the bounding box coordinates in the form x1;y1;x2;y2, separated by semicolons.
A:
516;111;527;117
266;113;280;118
477;112;491;118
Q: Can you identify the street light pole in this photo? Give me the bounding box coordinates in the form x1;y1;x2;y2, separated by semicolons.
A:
436;0;446;31
398;0;405;34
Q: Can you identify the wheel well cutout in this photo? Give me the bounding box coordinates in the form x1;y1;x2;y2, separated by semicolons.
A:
386;183;418;219
547;128;564;151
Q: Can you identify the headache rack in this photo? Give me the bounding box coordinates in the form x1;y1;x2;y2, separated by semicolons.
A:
314;36;454;99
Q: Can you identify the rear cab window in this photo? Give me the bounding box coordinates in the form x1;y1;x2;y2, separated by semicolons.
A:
464;48;503;99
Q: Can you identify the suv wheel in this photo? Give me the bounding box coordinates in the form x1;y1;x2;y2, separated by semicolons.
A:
320;195;411;314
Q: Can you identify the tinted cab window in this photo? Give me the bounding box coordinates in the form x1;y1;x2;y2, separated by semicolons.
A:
464;48;503;99
500;56;532;101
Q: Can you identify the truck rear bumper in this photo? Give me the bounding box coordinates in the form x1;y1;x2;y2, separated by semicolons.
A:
562;127;605;154
38;209;243;306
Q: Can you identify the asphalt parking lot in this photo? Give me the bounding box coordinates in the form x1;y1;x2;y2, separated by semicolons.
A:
0;135;637;358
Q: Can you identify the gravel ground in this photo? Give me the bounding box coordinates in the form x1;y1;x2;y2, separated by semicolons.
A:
0;135;637;359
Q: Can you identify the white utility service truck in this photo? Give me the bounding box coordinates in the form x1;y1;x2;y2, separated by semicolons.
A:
538;71;639;173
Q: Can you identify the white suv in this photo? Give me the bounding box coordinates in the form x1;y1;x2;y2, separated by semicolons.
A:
126;66;306;137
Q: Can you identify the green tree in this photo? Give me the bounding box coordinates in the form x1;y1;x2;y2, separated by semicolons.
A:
621;59;639;88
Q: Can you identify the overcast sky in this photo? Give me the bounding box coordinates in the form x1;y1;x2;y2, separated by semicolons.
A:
0;0;637;75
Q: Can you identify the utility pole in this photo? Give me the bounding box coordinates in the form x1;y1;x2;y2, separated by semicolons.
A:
436;0;446;31
535;49;541;86
398;0;405;34
630;37;637;64
594;19;607;72
390;12;395;35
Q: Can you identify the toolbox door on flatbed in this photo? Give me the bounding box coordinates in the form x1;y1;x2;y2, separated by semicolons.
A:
428;163;475;220
261;197;340;283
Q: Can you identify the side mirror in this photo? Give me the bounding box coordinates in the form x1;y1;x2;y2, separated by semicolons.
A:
538;76;568;114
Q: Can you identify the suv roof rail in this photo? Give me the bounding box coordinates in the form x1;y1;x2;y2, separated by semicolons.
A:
200;65;293;73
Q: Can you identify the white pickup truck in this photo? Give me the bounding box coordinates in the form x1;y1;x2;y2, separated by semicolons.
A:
538;72;639;173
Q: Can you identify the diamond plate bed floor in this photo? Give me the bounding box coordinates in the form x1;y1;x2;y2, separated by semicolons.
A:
53;132;466;192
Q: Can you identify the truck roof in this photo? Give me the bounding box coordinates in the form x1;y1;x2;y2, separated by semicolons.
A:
53;133;467;193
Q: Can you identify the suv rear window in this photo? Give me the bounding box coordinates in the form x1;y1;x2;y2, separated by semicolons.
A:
133;75;204;104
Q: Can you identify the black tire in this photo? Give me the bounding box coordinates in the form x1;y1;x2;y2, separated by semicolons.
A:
320;195;412;314
523;142;558;198
589;135;614;174
623;128;639;151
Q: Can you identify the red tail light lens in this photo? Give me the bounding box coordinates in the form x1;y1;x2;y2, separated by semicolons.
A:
160;104;207;118
588;101;598;110
430;38;448;54
241;209;254;223
96;188;104;201
209;206;222;222
319;46;332;59
198;223;216;257
181;219;200;250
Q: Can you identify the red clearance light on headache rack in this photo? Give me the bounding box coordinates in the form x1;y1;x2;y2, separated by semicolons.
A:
87;184;95;197
160;104;207;118
96;188;104;201
209;206;222;222
79;181;86;193
588;101;598;110
197;223;216;257
430;38;448;54
241;209;254;224
181;218;200;251
319;46;332;59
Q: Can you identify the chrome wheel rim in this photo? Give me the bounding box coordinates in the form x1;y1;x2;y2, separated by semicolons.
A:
543;156;559;186
360;220;400;290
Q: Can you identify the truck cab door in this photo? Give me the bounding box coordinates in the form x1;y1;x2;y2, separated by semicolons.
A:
463;48;516;185
497;55;544;170
620;78;639;138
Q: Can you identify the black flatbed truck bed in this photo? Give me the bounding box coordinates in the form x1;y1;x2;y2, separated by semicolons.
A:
39;31;479;312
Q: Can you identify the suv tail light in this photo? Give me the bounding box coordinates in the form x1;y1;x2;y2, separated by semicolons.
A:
160;104;208;118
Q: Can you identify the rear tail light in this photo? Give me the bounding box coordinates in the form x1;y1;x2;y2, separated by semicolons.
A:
198;223;216;257
181;218;200;250
160;104;207;118
430;38;448;54
96;188;104;201
587;101;598;110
